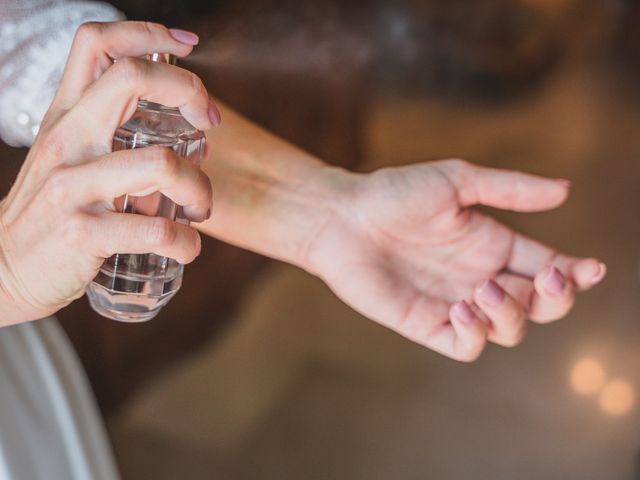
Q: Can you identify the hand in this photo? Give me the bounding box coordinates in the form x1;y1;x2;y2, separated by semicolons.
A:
305;160;606;361
0;22;218;324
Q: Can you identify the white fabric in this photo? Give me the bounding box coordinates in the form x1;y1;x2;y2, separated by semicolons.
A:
0;1;124;479
0;0;124;146
0;318;120;480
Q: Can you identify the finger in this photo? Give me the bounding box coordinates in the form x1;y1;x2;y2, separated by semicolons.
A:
53;21;198;111
316;261;486;362
474;279;527;348
507;234;607;290
439;160;571;211
87;212;201;264
62;57;213;151
48;147;212;222
493;269;580;325
392;294;487;362
508;234;564;277
446;300;488;362
529;266;576;323
569;259;607;291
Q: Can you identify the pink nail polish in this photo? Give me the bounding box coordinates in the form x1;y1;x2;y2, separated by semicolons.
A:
208;100;221;126
544;266;566;296
453;301;476;325
478;279;504;307
169;28;199;46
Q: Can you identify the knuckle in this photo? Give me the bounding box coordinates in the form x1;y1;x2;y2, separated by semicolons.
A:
146;147;179;181
188;71;206;98
505;309;522;326
555;300;574;320
137;21;164;37
456;350;482;363
446;158;470;173
74;21;104;44
204;174;214;204
113;56;146;84
182;231;201;264
61;213;88;246
440;158;471;183
43;167;72;205
35;128;65;165
500;324;527;348
193;168;213;205
148;217;177;248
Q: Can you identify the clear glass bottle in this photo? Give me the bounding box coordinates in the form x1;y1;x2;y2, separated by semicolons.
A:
86;53;206;322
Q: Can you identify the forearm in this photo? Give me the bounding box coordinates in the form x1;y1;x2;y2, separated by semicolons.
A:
197;101;356;270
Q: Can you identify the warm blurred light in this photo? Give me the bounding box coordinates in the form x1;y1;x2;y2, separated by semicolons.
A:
599;380;635;416
570;358;605;395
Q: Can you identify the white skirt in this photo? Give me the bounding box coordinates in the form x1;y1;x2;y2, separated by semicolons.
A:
0;318;119;480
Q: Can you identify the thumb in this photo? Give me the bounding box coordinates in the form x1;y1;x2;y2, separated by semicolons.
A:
440;160;571;212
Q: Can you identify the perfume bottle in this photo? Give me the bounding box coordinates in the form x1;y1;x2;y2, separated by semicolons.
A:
86;53;206;322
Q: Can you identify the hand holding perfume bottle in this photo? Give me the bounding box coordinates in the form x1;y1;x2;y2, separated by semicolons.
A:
86;52;209;322
0;22;218;326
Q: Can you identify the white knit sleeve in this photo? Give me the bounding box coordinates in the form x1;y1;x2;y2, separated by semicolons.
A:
0;1;124;147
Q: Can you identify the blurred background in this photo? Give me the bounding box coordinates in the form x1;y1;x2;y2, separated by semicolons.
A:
3;0;640;478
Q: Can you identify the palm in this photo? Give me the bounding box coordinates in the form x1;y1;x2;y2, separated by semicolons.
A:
368;168;516;300
308;160;601;360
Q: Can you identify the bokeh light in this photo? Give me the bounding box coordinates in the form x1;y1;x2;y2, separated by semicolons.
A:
599;380;635;416
570;358;606;396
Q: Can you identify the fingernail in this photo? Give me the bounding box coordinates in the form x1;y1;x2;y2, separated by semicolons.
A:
169;28;200;46
591;262;607;285
208;100;221;126
543;266;566;296
477;279;504;307
453;301;476;325
557;179;572;188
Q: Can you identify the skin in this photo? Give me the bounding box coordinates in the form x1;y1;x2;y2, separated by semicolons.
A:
199;107;606;362
0;22;215;323
0;21;606;362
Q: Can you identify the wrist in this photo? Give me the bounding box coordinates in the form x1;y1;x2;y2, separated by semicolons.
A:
197;103;360;271
0;223;32;326
0;278;27;327
293;164;360;273
199;151;359;272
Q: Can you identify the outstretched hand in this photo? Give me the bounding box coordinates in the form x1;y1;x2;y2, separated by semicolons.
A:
305;160;605;361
